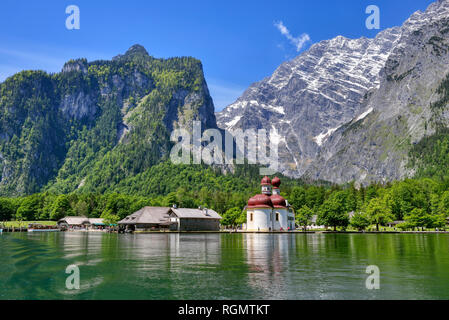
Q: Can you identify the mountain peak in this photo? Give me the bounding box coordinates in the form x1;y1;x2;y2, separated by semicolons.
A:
124;44;149;57
62;58;88;74
113;44;150;61
216;21;401;178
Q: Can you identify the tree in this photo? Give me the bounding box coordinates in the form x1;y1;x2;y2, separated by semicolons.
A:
366;197;393;231
317;191;349;231
50;195;73;221
305;186;325;209
74;200;89;217
296;205;313;231
350;212;371;231
198;187;212;208
431;213;447;229
101;209;120;226
346;182;359;212
290;187;306;211
439;191;449;216
0;198;16;221
16;196;41;221
235;210;247;226
221;207;242;228
405;208;446;230
404;208;430;230
164;192;177;207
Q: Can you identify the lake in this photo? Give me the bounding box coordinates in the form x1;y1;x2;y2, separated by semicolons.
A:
0;232;448;300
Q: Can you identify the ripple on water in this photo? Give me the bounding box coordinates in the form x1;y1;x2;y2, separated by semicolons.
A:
1;232;449;299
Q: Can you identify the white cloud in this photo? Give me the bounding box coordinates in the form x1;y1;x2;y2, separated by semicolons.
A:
274;21;310;52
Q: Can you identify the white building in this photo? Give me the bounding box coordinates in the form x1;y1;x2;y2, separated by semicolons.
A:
246;176;296;232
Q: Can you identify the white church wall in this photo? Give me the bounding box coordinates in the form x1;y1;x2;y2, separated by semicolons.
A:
246;208;272;232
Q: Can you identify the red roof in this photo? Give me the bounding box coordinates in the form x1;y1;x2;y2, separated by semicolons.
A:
261;176;271;186
271;177;281;188
271;194;287;208
247;194;273;209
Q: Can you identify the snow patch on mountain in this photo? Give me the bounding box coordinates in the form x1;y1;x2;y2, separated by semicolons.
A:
354;107;374;122
216;25;401;177
313;125;342;147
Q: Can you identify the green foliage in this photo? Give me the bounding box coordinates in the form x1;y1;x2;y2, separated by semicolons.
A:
439;191;449;216
50;195;73;220
221;207;243;227
317;191;350;230
404;208;439;229
0;49;210;197
408;73;449;180
289;187;306;211
409;129;449;180
366;197;394;231
1;48;448;231
289;185;325;212
235;210;247;225
0;198;18;221
16;194;43;221
101;210;120;225
0;175;447;232
295;205;313;230
350;212;371;231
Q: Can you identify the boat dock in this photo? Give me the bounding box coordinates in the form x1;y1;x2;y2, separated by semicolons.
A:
0;227;28;232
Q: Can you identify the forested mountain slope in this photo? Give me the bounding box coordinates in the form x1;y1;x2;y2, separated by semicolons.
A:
0;45;217;196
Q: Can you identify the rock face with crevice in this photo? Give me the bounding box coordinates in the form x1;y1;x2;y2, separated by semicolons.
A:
305;0;449;184
0;45;218;196
216;27;401;178
217;0;449;184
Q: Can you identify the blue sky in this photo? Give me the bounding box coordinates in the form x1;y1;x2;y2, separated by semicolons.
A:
0;0;435;111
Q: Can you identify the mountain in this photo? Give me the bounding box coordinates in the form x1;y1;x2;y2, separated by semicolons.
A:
217;0;449;184
216;26;401;178
0;45;217;196
305;0;449;184
3;1;449;196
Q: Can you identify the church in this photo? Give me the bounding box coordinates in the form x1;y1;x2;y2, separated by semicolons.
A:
246;176;296;232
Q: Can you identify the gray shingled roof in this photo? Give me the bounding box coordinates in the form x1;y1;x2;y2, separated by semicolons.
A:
171;208;221;220
58;217;105;225
89;218;105;225
118;207;172;225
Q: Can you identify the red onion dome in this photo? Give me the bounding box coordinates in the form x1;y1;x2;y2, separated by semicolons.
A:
247;194;273;208
271;177;281;188
261;176;271;186
271;194;287;208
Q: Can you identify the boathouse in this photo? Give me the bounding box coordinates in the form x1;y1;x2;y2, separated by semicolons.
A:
57;217;106;230
118;207;173;232
169;207;221;231
118;206;222;232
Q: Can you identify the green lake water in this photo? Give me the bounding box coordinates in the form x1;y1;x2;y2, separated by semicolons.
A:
1;232;449;300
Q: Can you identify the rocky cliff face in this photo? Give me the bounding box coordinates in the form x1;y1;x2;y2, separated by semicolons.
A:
217;0;449;184
305;0;449;184
0;45;217;196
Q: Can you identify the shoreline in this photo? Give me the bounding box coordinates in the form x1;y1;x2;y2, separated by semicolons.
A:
127;230;449;234
2;229;449;234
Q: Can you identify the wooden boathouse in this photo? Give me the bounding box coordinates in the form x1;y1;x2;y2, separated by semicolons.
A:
118;206;222;232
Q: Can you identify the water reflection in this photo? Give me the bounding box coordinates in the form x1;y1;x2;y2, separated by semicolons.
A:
244;234;292;299
1;232;449;300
